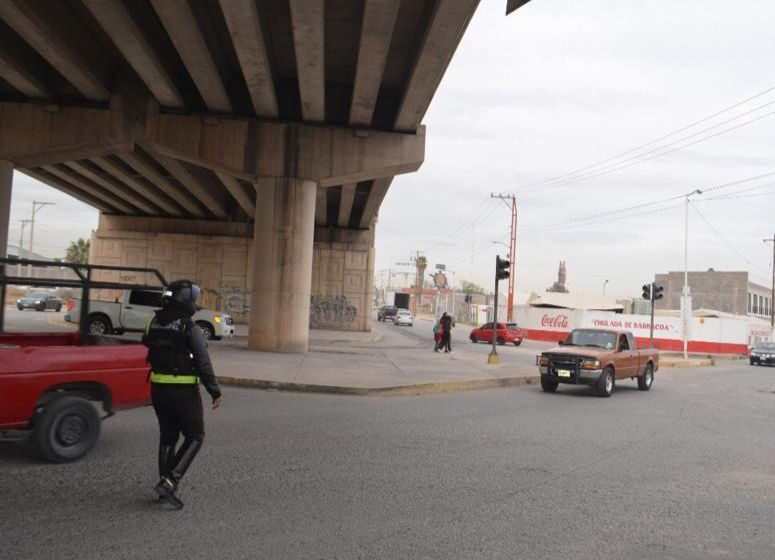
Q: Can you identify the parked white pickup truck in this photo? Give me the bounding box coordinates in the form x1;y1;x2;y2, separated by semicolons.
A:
65;289;235;340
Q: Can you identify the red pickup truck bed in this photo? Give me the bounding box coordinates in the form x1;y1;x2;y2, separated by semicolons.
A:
0;332;150;462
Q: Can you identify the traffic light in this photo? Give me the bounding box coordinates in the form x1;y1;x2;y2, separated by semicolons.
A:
496;256;510;281
653;284;664;300
642;284;652;300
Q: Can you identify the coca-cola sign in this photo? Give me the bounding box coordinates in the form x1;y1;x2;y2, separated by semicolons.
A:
541;314;569;329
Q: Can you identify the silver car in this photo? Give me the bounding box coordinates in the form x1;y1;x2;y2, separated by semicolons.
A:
394;309;414;327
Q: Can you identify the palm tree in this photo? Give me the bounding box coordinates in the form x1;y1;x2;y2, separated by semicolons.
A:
65;238;90;264
414;256;427;315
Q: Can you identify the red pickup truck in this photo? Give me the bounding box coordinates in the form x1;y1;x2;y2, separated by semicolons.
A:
0;332;150;462
0;258;166;462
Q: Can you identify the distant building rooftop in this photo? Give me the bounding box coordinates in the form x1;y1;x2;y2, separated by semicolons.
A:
527;292;624;312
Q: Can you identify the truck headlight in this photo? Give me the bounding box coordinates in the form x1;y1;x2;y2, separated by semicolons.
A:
214;315;222;324
581;360;601;370
538;356;549;367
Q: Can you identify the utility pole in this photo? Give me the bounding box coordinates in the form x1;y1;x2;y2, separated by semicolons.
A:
17;219;32;277
765;234;775;330
491;193;517;322
28;199;54;276
682;189;702;359
398;251;425;317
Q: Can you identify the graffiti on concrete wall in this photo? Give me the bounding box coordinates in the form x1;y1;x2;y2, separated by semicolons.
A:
220;287;250;316
199;286;250;319
310;295;357;326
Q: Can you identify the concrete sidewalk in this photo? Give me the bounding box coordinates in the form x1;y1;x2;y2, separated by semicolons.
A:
211;324;539;396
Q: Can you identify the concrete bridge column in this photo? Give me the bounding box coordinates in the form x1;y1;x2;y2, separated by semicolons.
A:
248;177;317;353
0;161;13;330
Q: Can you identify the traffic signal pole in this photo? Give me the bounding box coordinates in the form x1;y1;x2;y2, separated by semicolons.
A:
642;282;663;349
489;273;499;364
650;289;655;349
488;255;511;365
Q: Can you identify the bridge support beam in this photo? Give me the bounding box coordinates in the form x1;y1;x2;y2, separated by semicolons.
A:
248;177;317;353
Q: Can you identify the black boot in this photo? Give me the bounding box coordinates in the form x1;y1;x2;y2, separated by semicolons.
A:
154;444;176;502
155;476;184;509
170;439;203;484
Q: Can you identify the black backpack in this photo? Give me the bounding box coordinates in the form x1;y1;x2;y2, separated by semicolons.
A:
141;317;194;375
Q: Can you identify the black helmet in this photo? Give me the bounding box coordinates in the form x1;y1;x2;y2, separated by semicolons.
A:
162;280;201;312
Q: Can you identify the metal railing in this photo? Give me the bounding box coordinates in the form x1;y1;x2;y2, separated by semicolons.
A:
0;257;168;334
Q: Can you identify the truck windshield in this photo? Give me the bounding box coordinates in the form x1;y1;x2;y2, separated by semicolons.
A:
565;329;617;349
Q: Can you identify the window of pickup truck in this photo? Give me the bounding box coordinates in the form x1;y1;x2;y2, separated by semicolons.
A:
128;290;162;308
619;335;630;351
566;329;617;349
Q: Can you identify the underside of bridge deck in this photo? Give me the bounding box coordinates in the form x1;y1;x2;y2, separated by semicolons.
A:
0;0;496;351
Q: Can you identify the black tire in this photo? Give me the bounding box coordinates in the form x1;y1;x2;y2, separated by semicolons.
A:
33;396;101;463
541;377;559;393
470;335;478;344
17;304;22;311
55;304;62;312
597;367;615;397
497;337;505;345
638;363;654;391
514;340;522;346
196;321;215;340
87;314;112;335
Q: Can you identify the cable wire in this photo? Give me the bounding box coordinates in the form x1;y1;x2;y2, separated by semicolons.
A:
514;84;775;192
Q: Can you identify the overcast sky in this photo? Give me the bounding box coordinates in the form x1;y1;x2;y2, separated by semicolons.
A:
377;0;775;297
7;0;775;298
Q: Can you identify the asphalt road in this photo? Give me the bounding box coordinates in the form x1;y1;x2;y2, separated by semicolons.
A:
3;305;77;332
4;360;775;559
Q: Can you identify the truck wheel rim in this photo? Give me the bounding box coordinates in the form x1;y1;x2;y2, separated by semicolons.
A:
605;374;613;393
90;322;105;334
56;414;87;446
645;369;653;386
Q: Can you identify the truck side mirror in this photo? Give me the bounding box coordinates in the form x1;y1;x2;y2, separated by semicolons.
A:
558;339;565;346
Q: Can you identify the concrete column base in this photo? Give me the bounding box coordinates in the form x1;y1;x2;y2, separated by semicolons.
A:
248;177;316;353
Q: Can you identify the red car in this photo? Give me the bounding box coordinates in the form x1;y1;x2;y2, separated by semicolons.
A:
469;322;524;346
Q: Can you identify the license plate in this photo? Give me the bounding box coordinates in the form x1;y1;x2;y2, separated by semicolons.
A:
557;369;571;378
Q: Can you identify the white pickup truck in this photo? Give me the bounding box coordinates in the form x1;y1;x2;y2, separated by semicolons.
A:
65;289;235;340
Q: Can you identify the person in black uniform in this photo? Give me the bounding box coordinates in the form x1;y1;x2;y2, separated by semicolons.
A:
142;280;223;509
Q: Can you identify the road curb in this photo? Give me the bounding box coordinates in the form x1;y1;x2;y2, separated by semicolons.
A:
217;374;541;396
660;359;714;368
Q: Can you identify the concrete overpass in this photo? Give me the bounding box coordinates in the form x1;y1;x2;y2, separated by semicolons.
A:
0;0;530;351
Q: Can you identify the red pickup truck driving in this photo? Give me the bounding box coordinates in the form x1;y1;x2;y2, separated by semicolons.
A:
0;259;166;462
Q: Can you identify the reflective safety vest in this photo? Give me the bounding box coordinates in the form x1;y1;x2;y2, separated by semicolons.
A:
142;317;198;385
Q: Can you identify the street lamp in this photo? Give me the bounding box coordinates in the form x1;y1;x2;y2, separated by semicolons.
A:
603;279;609;295
682;189;703;359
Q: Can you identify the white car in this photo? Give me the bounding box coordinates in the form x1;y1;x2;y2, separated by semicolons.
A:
394;309;414;327
66;289;235;340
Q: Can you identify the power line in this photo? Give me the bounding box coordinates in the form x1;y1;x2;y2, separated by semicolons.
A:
518;170;775;233
515;104;775;194
514;84;775;192
691;204;770;276
429;198;500;248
